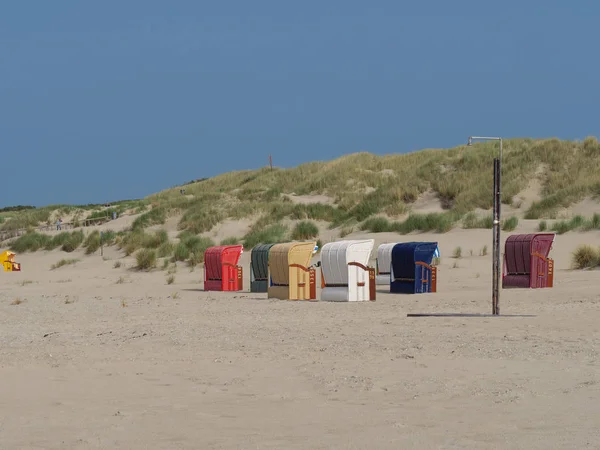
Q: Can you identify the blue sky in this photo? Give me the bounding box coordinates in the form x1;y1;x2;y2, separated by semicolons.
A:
1;1;597;207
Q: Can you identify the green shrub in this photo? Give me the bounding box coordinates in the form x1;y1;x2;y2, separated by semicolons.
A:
291;221;319;240
181;235;215;261
178;204;223;234
339;226;354;238
243;223;288;249
173;242;190;262
552;221;571;235
551;216;586;234
463;213;494;229
187;252;203;268
51;258;79;270
462;212;479;229
44;232;72;250
399;213;456;233
101;230;117;245
158;241;174;258
289;203;346;223
0;209;51;232
538;220;547;231
502;216;519;231
453;247;462;259
360;213;457;234
84;230;101;254
61;231;84;252
220;236;240;245
118;229;167;254
584;213;600;230
136;249;157;270
10;232;52;252
360;217;392;233
570;215;585;229
572;245;600;269
131;207;167;230
142;229;169;249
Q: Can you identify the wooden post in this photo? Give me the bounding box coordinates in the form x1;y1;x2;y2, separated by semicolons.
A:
269;155;273;171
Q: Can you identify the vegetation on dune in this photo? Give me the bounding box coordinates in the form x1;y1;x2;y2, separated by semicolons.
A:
549;214;600;234
137;137;600;238
243;223;289;249
136;249;157;271
10;230;85;253
148;137;600;224
360;212;457;234
462;212;493;229
6;137;600;255
131;206;167;230
1;209;52;232
172;233;215;264
502;216;519;232
291;221;319;240
51;258;79;270
572;245;600;269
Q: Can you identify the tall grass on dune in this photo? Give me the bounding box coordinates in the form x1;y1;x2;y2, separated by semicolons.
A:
136;249;157;271
462;212;493;229
502;216;519;232
172;234;215;263
10;232;52;253
572;245;600;269
360;212;457;234
291;221;319;240
7;137;600;253
10;230;85;253
243;223;289;249
131;206;167;230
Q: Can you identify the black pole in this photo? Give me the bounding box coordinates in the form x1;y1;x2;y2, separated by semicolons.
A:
492;158;501;315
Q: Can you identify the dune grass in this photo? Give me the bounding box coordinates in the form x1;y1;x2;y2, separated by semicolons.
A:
147;138;600;228
9;230;85;253
5;137;600;252
118;229;170;255
291;221;319;240
243;223;289;249
136;249;157;271
502;216;519;231
51;258;79;270
462;212;493;229
572;245;600;269
550;214;600;234
172;234;215;263
360;212;458;234
131;206;167;230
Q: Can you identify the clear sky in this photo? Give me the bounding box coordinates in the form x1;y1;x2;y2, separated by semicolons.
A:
1;1;597;207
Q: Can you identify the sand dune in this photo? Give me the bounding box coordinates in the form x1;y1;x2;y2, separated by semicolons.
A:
2;222;600;449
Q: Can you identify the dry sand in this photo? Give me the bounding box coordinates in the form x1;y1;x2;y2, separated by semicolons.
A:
2;224;600;449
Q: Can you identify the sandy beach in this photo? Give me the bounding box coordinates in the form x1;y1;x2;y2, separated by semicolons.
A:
2;223;600;449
